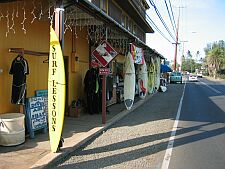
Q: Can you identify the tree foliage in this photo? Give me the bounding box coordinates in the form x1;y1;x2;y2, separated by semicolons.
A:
181;52;202;73
204;40;225;78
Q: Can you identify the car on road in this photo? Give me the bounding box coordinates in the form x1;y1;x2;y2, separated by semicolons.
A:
189;74;198;82
170;71;182;84
197;72;203;78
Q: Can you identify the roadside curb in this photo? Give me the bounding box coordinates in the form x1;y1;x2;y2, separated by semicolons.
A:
205;76;225;82
31;92;156;169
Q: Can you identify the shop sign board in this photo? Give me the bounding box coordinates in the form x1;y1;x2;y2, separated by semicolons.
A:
92;40;118;67
26;96;48;138
99;68;110;75
131;44;144;64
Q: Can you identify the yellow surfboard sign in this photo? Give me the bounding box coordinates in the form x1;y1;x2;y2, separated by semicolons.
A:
48;26;66;153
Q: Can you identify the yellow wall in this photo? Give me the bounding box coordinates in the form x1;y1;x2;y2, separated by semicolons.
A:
68;28;89;104
0;2;89;114
0;2;51;113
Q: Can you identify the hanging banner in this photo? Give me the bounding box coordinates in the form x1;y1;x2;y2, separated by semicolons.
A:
130;44;144;64
92;40;118;67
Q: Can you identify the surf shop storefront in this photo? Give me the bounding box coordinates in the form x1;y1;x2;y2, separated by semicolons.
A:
0;0;164;149
73;0;165;117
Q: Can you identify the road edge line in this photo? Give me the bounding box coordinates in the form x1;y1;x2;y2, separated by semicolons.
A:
161;82;186;169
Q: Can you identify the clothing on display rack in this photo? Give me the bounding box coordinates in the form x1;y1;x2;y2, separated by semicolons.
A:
84;67;100;114
9;55;29;105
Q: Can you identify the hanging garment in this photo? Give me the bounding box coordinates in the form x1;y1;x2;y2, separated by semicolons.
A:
84;68;100;114
9;55;29;105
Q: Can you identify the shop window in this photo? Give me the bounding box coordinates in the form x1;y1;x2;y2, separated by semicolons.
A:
133;24;137;35
127;19;133;32
92;0;100;7
121;13;126;27
125;16;129;29
100;0;108;13
108;0;122;23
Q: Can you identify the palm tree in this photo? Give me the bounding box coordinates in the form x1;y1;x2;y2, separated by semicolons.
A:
204;41;225;78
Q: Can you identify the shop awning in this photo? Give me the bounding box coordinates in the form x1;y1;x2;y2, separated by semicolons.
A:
160;64;172;73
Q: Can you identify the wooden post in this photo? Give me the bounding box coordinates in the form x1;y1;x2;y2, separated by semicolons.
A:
101;27;109;124
102;75;106;124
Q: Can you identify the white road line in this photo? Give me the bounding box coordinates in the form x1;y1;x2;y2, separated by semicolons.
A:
161;81;186;169
199;81;221;94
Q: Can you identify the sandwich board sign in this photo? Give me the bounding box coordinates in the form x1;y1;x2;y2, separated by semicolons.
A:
92;40;118;67
25;96;48;138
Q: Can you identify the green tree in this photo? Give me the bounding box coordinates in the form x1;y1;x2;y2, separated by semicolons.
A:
181;51;200;73
204;40;225;78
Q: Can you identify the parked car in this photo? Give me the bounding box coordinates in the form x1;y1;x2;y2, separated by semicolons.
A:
170;72;182;84
189;74;198;82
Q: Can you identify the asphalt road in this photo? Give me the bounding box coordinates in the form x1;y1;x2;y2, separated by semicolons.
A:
46;81;184;169
169;77;225;169
46;77;225;169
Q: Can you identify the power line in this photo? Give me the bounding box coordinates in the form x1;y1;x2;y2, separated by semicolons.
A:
148;0;176;42
164;0;176;34
146;12;175;44
168;0;177;30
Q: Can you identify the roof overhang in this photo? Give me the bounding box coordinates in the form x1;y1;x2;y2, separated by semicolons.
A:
0;0;20;3
67;0;163;60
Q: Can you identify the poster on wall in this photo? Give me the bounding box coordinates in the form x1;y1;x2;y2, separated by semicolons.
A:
130;44;144;64
92;40;118;67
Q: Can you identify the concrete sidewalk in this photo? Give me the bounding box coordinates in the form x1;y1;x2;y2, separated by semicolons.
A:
0;95;153;169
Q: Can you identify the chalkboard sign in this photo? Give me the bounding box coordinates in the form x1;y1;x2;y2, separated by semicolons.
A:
25;96;48;138
36;90;48;97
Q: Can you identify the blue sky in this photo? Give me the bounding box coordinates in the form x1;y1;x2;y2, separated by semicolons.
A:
146;0;225;64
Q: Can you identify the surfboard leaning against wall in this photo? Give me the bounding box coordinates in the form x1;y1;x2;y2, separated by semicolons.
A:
48;26;66;153
124;52;135;110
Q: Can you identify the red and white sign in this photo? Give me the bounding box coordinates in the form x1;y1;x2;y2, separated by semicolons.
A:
99;68;110;75
92;40;118;67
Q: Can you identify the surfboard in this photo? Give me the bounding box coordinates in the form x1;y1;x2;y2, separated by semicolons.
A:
155;58;161;90
137;60;148;99
124;52;135;110
147;57;155;94
48;26;66;153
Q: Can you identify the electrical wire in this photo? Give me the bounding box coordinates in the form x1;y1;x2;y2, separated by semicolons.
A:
146;13;174;44
148;0;176;42
164;0;176;34
168;0;177;30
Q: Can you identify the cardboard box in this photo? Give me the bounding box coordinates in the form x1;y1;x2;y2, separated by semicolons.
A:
69;106;81;118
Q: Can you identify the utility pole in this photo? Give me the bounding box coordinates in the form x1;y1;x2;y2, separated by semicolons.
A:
173;8;180;71
173;5;186;71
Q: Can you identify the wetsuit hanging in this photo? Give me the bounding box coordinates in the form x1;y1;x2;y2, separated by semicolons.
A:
84;67;100;114
9;54;29;105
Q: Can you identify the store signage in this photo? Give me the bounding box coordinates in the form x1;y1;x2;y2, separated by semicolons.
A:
131;44;144;64
92;40;118;67
99;68;110;75
25;96;48;138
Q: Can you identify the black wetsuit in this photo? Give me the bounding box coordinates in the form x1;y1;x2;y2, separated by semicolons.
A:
9;55;29;105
